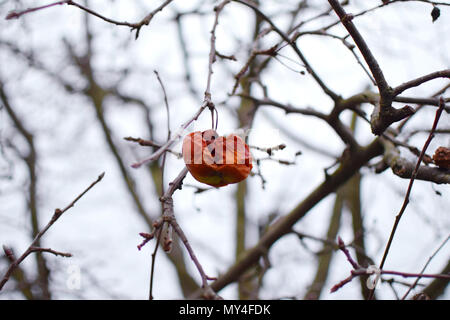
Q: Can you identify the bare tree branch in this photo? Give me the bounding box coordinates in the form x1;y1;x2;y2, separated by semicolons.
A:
370;97;447;298
6;0;175;39
393;69;450;97
0;172;105;291
331;237;450;294
328;0;417;136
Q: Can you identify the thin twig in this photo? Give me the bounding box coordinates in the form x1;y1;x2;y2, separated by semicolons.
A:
124;136;162;148
123;137;182;158
149;225;163;300
147;70;172;300
29;247;72;257
401;234;450;300
233;0;340;102
6;0;69;19
331;267;450;293
154;71;171;142
249;143;286;155
370;97;446;299
397;83;450;132
6;0;175;39
240;95;328;119
327;0;389;96
0;172;105;291
242;94;360;149
337;237;360;270
394;96;450;108
314;1;450;45
204;1;230;130
292;30;376;85
231;43;277;96
205;0;231;101
130;101;208;168
393;69;450;97
331;236;450;294
153;70;171;194
131;1;230;169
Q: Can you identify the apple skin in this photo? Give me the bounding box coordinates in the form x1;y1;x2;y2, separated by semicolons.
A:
182;130;252;187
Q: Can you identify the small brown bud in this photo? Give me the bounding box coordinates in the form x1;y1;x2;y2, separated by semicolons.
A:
432;147;450;169
2;245;14;261
431;6;440;23
163;238;173;253
413;293;430;300
5;11;20;20
139;232;154;240
337;236;345;248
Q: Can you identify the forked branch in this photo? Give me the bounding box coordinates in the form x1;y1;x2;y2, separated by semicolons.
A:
0;172;105;291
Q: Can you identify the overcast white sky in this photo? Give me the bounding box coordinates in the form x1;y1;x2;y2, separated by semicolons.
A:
0;0;449;300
